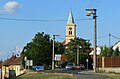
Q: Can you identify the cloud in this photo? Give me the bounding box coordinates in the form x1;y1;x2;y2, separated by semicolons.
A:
1;1;21;14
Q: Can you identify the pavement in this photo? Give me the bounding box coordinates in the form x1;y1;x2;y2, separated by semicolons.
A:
77;70;107;79
43;69;108;79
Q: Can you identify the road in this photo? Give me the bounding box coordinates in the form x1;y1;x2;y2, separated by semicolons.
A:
76;70;107;79
44;69;107;79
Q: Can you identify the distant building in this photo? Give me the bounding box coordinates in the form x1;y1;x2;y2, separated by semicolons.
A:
1;55;25;79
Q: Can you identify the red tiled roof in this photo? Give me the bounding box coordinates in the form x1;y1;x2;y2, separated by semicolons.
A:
10;56;23;65
62;40;66;46
2;55;17;66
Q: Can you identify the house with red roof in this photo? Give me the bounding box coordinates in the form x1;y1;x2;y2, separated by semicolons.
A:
1;55;25;79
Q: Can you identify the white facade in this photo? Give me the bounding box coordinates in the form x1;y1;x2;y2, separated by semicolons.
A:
113;41;120;51
89;47;101;55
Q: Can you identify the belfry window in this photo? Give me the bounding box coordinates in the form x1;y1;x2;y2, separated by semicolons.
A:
69;27;72;35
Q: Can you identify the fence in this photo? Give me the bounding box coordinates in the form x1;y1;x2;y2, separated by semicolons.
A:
97;56;120;67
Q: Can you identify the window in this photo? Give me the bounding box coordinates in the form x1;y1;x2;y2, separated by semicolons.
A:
69;27;72;30
69;27;72;35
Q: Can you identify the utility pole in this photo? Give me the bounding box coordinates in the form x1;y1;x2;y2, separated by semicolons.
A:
93;9;97;73
86;8;97;72
52;35;59;70
77;45;79;65
109;33;111;48
77;45;82;65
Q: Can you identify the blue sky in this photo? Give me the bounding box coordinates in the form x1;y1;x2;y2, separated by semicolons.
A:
0;0;120;60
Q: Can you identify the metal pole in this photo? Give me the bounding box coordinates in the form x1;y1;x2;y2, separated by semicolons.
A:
77;45;79;65
86;59;88;70
93;9;97;72
52;35;55;70
109;33;111;48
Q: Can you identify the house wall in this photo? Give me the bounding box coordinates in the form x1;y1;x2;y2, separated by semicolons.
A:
2;66;9;79
113;42;120;51
1;65;25;79
9;65;24;76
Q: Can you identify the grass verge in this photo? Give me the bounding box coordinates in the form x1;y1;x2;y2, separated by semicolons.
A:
97;72;120;79
17;72;77;79
106;74;120;79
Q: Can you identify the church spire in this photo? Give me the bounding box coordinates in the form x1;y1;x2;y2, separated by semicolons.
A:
67;10;74;24
65;10;76;44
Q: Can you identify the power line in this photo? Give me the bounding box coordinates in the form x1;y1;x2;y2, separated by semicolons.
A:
89;34;108;41
110;34;120;40
94;0;104;8
0;17;92;22
86;0;104;8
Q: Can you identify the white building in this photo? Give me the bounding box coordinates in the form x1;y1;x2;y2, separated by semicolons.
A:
113;41;120;51
89;47;101;56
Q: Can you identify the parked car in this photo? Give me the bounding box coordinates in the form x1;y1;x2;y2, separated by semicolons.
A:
74;64;81;70
74;64;85;70
65;63;75;70
80;64;85;70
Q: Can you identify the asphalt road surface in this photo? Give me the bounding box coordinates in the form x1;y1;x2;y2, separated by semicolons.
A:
63;70;107;79
76;70;107;79
44;69;107;79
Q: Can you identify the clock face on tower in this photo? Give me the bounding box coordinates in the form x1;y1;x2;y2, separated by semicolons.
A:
69;27;72;31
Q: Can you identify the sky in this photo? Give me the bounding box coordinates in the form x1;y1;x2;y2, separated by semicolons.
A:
0;0;120;60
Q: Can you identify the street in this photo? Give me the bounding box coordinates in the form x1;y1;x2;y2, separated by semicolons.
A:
76;70;107;79
44;69;107;79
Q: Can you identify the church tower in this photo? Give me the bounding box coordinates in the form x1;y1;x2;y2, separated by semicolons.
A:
66;10;76;44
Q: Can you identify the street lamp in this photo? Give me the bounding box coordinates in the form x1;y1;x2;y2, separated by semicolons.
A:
85;8;97;72
52;35;59;70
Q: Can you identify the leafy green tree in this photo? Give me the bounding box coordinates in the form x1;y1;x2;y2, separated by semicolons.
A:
113;47;120;56
107;47;114;57
54;42;65;54
100;45;109;57
22;32;52;69
65;37;91;64
21;32;64;69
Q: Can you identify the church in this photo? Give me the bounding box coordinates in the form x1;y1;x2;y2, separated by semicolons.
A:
63;10;76;45
61;10;76;61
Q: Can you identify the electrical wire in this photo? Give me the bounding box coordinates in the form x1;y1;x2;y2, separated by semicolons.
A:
110;34;120;40
89;34;108;41
86;0;104;8
0;17;93;22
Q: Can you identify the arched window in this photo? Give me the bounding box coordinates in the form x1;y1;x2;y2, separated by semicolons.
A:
70;31;72;35
69;27;72;35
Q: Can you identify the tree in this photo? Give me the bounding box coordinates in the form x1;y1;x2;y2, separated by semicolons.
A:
113;47;120;56
54;42;65;54
22;32;52;69
107;47;114;57
65;37;91;65
100;45;109;57
21;32;64;69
